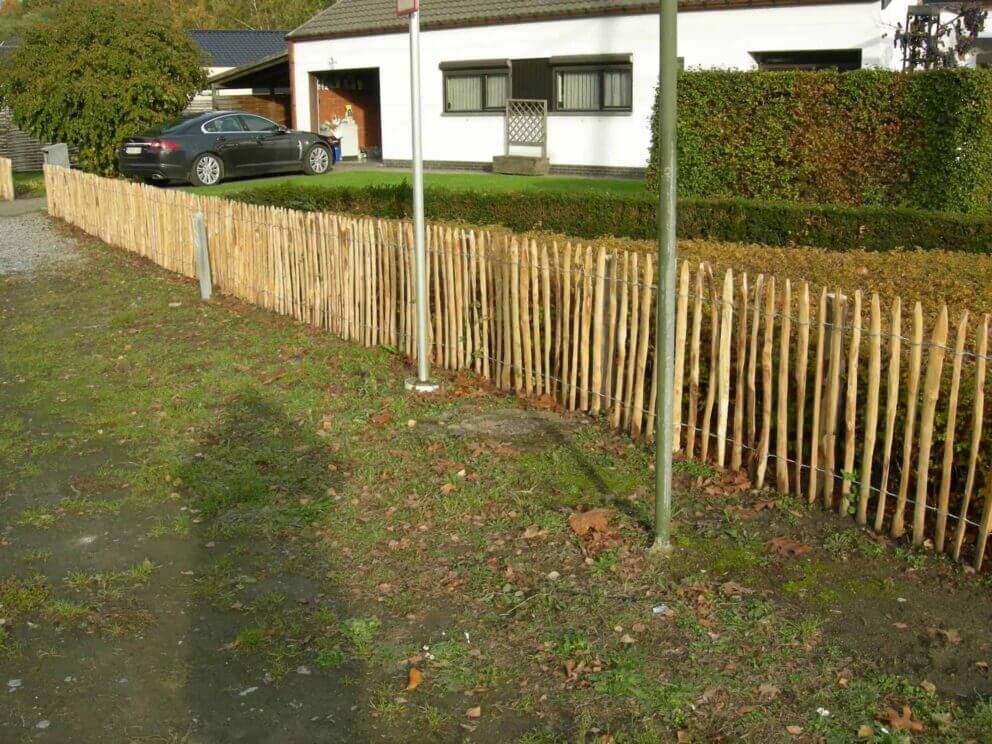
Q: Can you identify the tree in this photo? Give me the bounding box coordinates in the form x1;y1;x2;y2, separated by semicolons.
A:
0;0;206;173
895;2;988;71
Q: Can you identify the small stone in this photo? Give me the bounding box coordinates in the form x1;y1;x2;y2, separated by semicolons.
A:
7;679;22;691
296;666;312;676
546;571;560;581
239;687;259;697
36;721;50;730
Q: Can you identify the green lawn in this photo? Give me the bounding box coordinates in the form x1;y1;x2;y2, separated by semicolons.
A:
13;170;45;199
194;168;648;198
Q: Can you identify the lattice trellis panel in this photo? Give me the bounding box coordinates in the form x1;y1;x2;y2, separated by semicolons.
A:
505;99;547;157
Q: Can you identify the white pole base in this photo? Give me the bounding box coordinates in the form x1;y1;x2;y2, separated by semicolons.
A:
405;378;442;394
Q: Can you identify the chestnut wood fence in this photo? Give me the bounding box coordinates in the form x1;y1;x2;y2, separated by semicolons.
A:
44;166;992;570
0;157;13;201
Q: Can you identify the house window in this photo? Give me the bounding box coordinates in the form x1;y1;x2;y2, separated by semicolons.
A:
555;65;632;113
443;71;508;113
751;50;862;71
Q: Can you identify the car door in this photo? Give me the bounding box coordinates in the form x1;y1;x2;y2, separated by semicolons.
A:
239;115;302;171
201;114;255;170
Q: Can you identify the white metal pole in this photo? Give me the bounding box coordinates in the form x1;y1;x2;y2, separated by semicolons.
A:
409;8;431;385
654;0;678;552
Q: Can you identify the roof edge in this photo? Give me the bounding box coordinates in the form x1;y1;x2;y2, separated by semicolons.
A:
287;0;873;41
206;50;289;86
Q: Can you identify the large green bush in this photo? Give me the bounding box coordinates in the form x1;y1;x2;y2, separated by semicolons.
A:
646;69;992;213
229;182;992;253
0;0;206;174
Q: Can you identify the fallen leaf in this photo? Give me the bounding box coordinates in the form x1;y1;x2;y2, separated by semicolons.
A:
465;706;482;719
405;668;422;691
786;725;803;736
440;483;456;494
522;525;547;540
881;705;924;733
757;682;780;700
619;634;636;645
766;536;811;557
262;369;287;385
370;411;393;427
919;679;936;694
856;724;874;739
719;581;755;597
569;508;613;537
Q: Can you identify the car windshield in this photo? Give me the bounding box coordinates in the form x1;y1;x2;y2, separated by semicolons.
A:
143;114;201;136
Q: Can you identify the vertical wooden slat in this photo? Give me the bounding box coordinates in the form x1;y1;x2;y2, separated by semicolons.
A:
530;241;543;394
591;247;608;414
519;241;534;393
776;279;792;493
747;275;765;468
701;266;719;462
569;247;584;411
808;289;828;503
623;253;641;428
673;261;690;453
717;269;734;468
934;312;968;551
631;255;653;439
756;277;775;489
858;293;882;526
560;243;573;404
731;273;749;471
686;265;704;460
912;305;949;546
821;290;845;509
794;282;810;498
579;247;595;411
892;302;924;539
541;243;552;396
874;298;902;533
839;290;862;516
612;252;630;430
955;314;988;561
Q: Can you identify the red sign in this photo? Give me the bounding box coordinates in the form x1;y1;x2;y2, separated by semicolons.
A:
397;0;419;16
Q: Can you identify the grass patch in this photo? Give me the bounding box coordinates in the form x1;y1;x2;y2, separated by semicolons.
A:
192;169;645;198
13;170;45;199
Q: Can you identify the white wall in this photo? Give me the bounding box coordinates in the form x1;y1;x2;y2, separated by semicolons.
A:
292;4;902;170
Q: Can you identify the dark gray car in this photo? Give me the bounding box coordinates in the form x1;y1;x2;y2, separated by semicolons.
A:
117;111;337;187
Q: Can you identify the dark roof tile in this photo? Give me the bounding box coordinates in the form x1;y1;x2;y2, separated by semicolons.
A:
188;29;287;68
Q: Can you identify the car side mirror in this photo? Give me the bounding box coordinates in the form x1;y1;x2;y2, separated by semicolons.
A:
277;125;289;134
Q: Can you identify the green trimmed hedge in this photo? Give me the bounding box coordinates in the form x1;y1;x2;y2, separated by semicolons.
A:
229;182;992;253
647;69;992;214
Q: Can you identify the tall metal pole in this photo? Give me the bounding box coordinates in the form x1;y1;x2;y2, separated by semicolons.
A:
653;0;678;552
409;8;431;385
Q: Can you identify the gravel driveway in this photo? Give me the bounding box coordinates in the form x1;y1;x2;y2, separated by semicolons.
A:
0;201;79;276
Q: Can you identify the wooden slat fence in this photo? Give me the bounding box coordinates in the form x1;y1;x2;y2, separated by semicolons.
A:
0;157;13;201
44;166;992;570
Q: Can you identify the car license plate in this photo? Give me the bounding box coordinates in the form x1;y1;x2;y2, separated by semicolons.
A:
125;146;142;155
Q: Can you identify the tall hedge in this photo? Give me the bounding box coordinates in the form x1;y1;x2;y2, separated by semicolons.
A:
646;69;992;214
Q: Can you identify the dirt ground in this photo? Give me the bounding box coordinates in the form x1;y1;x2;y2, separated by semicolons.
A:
2;219;992;743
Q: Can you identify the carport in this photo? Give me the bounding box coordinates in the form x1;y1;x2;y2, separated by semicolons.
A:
205;51;292;127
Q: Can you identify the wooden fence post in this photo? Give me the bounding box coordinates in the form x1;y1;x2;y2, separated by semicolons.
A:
192;212;212;301
0;157;13;202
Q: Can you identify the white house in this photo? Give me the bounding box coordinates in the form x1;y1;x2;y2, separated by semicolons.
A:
286;0;915;177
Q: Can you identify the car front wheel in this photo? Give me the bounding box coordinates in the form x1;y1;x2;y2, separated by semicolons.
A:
304;144;332;176
190;153;223;187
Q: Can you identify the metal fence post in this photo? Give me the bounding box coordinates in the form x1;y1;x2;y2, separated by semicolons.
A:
192;213;212;301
